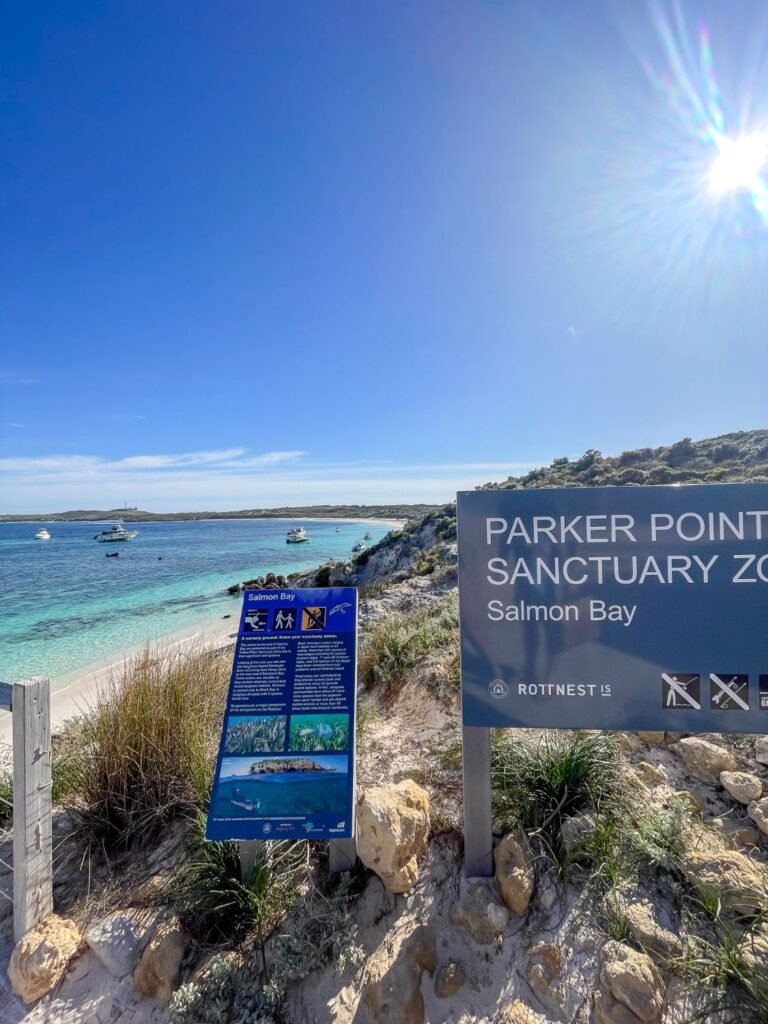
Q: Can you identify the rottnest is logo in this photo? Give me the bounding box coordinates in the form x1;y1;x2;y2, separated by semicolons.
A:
488;679;509;699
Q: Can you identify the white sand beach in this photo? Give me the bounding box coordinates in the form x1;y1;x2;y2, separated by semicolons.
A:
0;611;239;748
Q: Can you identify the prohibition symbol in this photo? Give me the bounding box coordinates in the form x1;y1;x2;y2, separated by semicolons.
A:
301;606;327;631
661;673;700;710
709;674;749;711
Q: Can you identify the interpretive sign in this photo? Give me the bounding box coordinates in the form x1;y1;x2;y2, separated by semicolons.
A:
206;587;357;841
458;483;768;734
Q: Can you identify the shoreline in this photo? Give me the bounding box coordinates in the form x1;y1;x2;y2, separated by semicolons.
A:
0;519;402;743
0;609;239;746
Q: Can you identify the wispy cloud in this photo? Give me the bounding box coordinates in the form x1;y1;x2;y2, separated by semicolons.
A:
104;414;147;422
0;448;539;513
4;422;24;428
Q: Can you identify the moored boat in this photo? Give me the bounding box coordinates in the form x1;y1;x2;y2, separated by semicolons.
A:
353;540;365;552
286;527;310;544
35;528;51;541
94;524;138;542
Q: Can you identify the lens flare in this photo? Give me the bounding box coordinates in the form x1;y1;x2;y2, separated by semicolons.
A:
644;0;768;225
709;133;768;196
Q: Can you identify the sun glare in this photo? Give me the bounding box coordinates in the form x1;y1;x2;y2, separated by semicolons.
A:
709;132;768;197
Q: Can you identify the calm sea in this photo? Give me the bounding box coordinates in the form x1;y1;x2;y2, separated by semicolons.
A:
0;518;391;683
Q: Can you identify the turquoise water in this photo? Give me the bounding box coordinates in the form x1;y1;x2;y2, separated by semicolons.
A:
0;518;390;683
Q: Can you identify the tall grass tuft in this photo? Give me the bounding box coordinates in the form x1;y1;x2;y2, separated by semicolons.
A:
69;642;230;850
173;811;306;948
490;730;627;859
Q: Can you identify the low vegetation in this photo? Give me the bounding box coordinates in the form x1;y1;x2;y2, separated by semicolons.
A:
65;643;230;850
359;593;459;699
490;730;629;861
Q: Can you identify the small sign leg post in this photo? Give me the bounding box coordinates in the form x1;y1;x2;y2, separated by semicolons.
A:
240;841;258;883
329;838;356;873
462;725;493;878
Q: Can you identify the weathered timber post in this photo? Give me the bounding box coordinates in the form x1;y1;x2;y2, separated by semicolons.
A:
11;678;53;942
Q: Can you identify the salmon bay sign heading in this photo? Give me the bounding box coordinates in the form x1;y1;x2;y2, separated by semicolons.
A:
457;483;768;734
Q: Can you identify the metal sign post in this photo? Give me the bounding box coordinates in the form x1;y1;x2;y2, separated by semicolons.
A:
457;483;768;877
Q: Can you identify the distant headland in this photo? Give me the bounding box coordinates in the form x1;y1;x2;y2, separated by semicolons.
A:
0;504;437;524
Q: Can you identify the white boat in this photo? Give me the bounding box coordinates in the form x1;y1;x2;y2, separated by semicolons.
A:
35;528;51;541
94;524;138;543
286;527;310;544
353;540;365;552
335;527;341;533
364;531;372;540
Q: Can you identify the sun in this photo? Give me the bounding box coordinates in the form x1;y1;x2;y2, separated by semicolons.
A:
708;132;768;197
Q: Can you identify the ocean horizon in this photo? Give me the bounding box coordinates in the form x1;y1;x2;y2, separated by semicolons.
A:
0;516;392;684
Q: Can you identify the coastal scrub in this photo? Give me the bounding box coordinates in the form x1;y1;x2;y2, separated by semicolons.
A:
68;642;230;850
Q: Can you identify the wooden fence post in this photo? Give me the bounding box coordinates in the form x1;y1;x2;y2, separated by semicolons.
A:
12;678;53;942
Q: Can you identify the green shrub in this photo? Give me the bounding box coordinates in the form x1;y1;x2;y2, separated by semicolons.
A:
359;595;459;698
67;643;230;850
490;731;626;858
172;811;305;946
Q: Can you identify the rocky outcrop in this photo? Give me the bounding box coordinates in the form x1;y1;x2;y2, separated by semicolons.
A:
8;914;81;1004
755;737;768;765
450;883;509;944
682;846;768;913
597;940;665;1022
497;1000;548;1024
494;829;535;917
677;738;737;783
526;943;565;1017
356;780;430;893
747;797;768;837
84;909;147;978
636;732;666;745
133;916;186;1005
621;900;682;961
362;924;436;1024
720;771;762;804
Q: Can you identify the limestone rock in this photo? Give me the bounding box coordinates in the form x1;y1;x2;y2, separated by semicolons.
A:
739;927;768;973
526;943;564;1016
356;780;430;893
678;790;706;815
622;900;682;960
497;1000;548;1024
636;732;666;746
618;733;643;753
634;762;667;786
712;814;761;848
133;917;186;1005
561;812;595;852
84;910;142;978
494;829;535;917
450;883;509;944
682;847;768;913
8;914;81;1004
755;737;768;765
721;771;763;805
363;924;436;1024
678;738;737;783
594;988;646;1024
434;961;465;998
599;940;665;1022
748;797;768;837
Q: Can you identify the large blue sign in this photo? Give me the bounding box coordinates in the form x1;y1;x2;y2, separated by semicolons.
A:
458;484;768;733
206;587;357;841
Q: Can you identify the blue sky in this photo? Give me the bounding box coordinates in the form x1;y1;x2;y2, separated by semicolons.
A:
1;1;767;512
